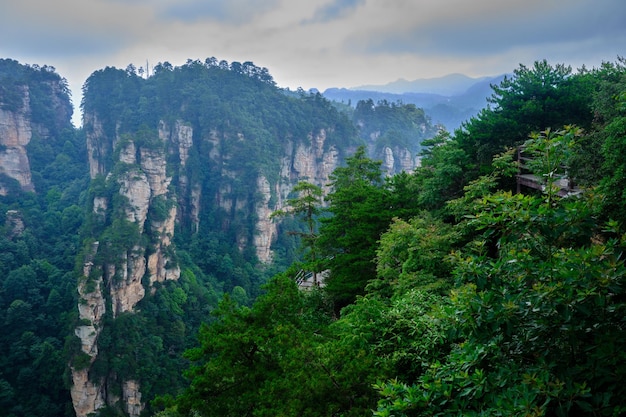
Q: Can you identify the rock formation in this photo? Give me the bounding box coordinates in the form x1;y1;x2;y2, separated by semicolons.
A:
71;62;431;416
0;87;35;194
71;121;180;417
0;71;72;195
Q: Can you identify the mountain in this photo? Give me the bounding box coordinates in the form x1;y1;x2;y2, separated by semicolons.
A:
353;73;495;96
0;58;438;417
324;74;507;131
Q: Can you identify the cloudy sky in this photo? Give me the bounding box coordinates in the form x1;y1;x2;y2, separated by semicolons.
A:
1;0;624;125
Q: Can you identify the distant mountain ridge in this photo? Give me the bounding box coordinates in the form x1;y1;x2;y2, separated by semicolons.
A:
324;73;507;131
353;73;497;96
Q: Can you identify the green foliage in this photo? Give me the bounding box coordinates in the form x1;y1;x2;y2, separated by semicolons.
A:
370;213;458;297
0;58;72;131
415;129;471;211
317;146;388;307
3;55;626;417
167;274;339;417
598;82;626;224
0;59;85;417
450;60;597;194
375;129;626;416
271;181;323;274
152;59;626;417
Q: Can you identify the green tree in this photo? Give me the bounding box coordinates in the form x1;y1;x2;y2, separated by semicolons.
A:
415;129;471;211
599;90;626;224
317;146;387;308
271;181;323;282
164;274;336;417
455;60;595;183
368;212;458;298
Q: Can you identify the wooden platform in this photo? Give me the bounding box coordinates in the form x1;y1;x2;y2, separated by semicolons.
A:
516;148;581;197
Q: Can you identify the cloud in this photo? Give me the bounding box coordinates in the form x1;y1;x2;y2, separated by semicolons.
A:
308;0;365;23
0;0;146;58
164;0;282;24
351;0;626;58
0;27;125;59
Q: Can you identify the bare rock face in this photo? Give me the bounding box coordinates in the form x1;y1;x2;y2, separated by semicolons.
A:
398;147;418;172
254;129;340;262
382;147;395;176
160;120;199;231
254;175;276;263
172;121;193;167
86;113;109;179
118;139;137;164
109;249;147;317
380;145;420;176
123;380;144;417
72;117;179;417
71;368;106;417
71;242;106;417
148;205;181;286
118;169;151;229
289;129;339;194
140;147;170;197
0;88;34;193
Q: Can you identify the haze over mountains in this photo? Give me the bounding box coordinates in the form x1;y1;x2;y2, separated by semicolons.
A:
323;73;507;131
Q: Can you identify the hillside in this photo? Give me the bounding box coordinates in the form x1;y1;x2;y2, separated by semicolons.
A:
160;59;626;416
0;57;437;417
1;57;626;417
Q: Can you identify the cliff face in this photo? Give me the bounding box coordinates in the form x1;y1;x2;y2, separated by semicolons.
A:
0;87;35;194
380;145;421;175
256;129;340;262
0;71;72;195
73;110;342;414
71;118;180;417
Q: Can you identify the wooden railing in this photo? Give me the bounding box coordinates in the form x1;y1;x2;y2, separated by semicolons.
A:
516;147;579;197
295;268;329;289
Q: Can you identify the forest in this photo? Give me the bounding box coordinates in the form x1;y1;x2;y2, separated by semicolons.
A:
0;56;625;416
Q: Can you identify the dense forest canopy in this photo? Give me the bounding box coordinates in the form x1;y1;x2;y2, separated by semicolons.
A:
1;56;626;417
0;59;85;416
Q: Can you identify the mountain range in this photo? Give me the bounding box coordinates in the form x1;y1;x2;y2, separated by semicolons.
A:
323;73;507;131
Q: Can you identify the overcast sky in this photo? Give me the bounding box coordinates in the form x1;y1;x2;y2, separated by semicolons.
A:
1;0;624;126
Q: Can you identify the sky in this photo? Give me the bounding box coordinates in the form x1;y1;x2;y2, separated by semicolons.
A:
1;0;624;126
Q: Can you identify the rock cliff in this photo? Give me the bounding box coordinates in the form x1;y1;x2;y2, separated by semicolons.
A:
0;67;72;195
73;110;343;414
71;120;180;417
0;87;35;193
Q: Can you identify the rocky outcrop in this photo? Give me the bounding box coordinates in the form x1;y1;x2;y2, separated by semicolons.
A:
123;380;144;417
380;145;421;176
254;129;340;262
71;124;179;417
86;113;109;179
71;242;106;417
0;75;72;195
119;169;151;229
0;87;34;193
254;175;276;263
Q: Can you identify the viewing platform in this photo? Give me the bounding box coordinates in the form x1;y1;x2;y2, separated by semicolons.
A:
516;147;582;197
295;269;329;289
